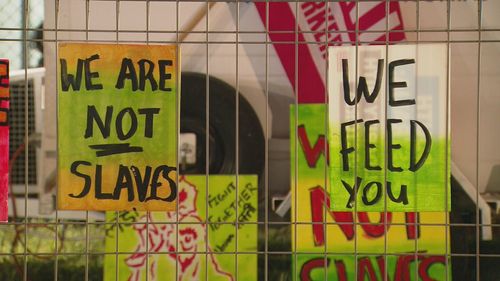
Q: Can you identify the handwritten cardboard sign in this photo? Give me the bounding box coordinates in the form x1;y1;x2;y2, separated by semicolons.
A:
328;45;450;211
57;43;178;211
104;175;258;281
291;104;450;280
0;59;8;221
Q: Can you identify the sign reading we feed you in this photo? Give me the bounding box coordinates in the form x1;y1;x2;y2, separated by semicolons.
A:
328;45;450;212
57;43;178;211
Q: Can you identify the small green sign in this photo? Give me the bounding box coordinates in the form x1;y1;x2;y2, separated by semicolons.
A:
104;175;258;281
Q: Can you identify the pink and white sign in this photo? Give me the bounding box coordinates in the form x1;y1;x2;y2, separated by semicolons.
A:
255;2;406;104
0;59;9;222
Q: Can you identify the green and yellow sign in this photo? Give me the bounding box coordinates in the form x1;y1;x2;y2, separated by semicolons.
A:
57;43;178;211
104;175;258;281
291;104;450;280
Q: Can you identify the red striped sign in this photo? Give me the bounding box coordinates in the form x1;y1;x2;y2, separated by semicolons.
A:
0;59;9;222
255;2;405;103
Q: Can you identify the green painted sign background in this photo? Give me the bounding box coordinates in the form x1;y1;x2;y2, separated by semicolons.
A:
104;175;258;281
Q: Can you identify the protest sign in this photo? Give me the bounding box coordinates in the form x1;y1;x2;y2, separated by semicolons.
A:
328;45;450;212
57;43;178;211
104;175;258;281
291;104;450;280
0;59;8;221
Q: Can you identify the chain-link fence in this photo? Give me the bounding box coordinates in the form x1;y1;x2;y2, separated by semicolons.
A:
1;1;500;281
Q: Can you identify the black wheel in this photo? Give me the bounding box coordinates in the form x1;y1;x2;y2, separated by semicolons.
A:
180;72;265;178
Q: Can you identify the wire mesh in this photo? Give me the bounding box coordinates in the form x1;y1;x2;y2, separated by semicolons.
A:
0;1;499;281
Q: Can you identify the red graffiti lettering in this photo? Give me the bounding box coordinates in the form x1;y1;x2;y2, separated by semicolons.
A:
358;257;379;281
310;186;395;244
310;186;355;245
405;212;421;240
297;125;329;168
310;185;421;245
419;256;446;281
300;257;330;281
299;255;447;281
376;256;388;281
335;260;348;281
357;212;392;238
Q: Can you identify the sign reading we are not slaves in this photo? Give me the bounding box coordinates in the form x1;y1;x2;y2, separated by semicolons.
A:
58;43;178;211
328;45;450;212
